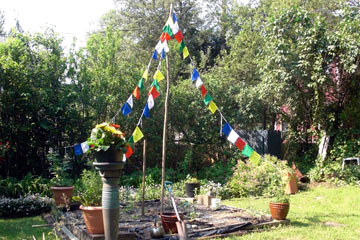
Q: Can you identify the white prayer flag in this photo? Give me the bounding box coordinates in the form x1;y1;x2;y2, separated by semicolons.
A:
171;21;179;35
227;130;239;144
162;41;169;53
195;77;203;89
155;40;163;54
81;142;90;153
127;95;133;108
148;94;154;109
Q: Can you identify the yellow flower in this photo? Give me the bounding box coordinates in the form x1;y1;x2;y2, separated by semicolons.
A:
96;122;107;128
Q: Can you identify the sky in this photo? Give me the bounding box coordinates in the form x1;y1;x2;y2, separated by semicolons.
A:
1;0;115;49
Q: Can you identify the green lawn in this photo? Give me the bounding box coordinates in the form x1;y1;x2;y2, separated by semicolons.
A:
0;215;55;240
223;184;360;240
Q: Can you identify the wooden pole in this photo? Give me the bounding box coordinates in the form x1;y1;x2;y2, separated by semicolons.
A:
161;3;173;215
141;139;146;216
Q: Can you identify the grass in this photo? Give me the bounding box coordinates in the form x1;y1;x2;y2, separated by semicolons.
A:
0;215;56;240
222;184;360;240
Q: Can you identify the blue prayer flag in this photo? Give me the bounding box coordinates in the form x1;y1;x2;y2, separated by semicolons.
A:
192;69;199;81
152;50;157;60
121;103;132;116
161;49;165;59
144;103;150;118
74;144;82;156
173;13;178;23
222;122;232;136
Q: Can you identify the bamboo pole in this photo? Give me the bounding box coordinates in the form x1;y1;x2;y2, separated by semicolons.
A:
141;139;146;216
161;3;173;215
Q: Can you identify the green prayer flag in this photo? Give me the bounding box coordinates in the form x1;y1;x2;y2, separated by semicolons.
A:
138;78;144;90
128;135;134;144
163;25;173;37
242;144;254;157
151;79;160;92
179;40;185;52
203;93;212;105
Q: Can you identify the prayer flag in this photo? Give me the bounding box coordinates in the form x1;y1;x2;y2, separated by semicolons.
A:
126;95;133;108
162;40;169;53
154;70;165;82
235;137;246;151
160;32;166;42
173;13;178;23
125;145;133;158
148;94;154;109
242;144;254;157
249;151;261;165
204;93;212;105
174;30;184;43
200;85;207;97
171;21;179;35
152;50;157;60
133;126;144;143
192;69;199;81
208;101;217;114
138;78;144;90
142;69;148;80
148;86;160;100
74;144;82;156
222;122;232;136
151;79;160;91
161;49;165;59
195;78;203;89
183;46;189;59
163;25;173;37
133;86;140;100
123;154;127;162
227;129;239;144
179;40;185;52
164;32;171;41
144;104;150;118
155;40;163;54
128;135;134;144
121;103;132;116
81;142;89;153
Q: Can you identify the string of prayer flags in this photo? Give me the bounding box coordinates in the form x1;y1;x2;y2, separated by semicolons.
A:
81;142;89;153
144;103;150;118
133;126;144;143
249;151;261;165
74;144;82;156
192;69;200;82
151;79;160;92
121;102;132;116
133;86;140;100
208;101;218;114
242;144;254;157
235;137;246;151
125;145;133;158
149;86;160;99
200;85;207;97
154;70;165;82
204;93;212;105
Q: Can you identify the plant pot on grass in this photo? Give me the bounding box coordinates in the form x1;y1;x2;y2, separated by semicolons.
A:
73;169;104;234
269;194;290;220
185;176;200;198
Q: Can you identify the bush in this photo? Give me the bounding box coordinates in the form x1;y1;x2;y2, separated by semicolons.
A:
198;159;237;184
226;155;291;198
0;194;54;218
0;174;51;198
73;170;102;206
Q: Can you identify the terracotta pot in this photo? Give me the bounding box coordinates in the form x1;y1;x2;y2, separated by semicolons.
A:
51;186;74;206
269;202;290;220
80;206;104;234
185;182;200;197
285;173;298;194
160;212;184;234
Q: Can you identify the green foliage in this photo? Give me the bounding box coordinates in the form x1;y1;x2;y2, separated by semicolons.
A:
185;175;199;184
0;194;53;218
73;170;102;206
0;174;51;198
48;153;73;187
198;158;237;184
227;155;291;198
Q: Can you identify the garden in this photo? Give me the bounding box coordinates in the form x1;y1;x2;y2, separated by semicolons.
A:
1;0;360;239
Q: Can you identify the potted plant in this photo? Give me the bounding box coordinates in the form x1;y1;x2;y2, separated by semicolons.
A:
269;191;290;220
185;175;200;198
48;153;74;206
73;169;104;234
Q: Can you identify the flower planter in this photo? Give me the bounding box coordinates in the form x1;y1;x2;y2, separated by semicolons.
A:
269;202;290;220
185;182;200;198
160;212;184;234
51;186;74;206
80;206;104;234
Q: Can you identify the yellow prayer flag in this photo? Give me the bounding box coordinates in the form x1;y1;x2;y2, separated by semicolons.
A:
153;70;165;82
249;151;261;165
183;46;189;59
132;126;144;143
142;69;148;80
208;101;217;114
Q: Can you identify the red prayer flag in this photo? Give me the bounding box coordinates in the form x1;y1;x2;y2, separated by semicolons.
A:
160;32;166;42
125;145;133;158
133;86;140;100
148;86;160;100
174;31;184;43
235;137;246;151
200;85;207;98
164;32;171;41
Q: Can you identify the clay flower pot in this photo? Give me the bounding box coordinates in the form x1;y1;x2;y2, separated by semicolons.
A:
160;212;184;234
80;206;104;234
269;202;290;220
51;186;74;206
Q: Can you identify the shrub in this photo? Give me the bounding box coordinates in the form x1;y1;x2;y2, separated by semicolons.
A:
227;154;291;198
73;170;102;206
0;194;54;218
198;158;237;184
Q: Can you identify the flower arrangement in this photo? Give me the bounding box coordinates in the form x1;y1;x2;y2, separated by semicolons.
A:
87;122;128;152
